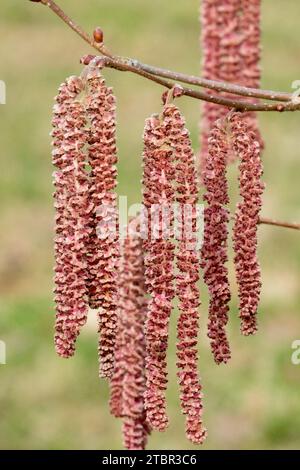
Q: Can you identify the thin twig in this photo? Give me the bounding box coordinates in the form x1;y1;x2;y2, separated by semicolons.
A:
258;217;300;231
117;61;292;103
39;0;113;57
231;214;300;231
83;56;297;112
34;0;299;112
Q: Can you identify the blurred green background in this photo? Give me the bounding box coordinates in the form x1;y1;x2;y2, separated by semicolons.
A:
1;0;300;450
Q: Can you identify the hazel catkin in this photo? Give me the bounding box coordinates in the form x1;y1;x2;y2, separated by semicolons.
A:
85;72;119;379
201;115;231;365
229;112;264;335
110;216;151;450
52;76;90;358
169;105;207;444
200;0;263;174
142;106;176;432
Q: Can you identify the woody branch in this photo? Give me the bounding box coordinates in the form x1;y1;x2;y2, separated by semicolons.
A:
30;0;300;233
32;0;299;112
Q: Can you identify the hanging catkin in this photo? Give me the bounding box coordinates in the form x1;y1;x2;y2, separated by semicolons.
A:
52;76;90;358
201;116;231;364
122;415;150;451
238;0;263;149
110;216;150;450
142;106;176;431
240;0;261;91
200;0;263;172
229;112;264;335
85;73;119;378
109;248;126;419
168;105;207;444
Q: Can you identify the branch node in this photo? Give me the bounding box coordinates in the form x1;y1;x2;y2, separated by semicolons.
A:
93;27;104;44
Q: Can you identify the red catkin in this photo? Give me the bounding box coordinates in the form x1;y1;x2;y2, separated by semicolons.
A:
85;73;119;378
229;112;264;335
142;106;176;431
238;0;263;149
51;76;90;358
110;216;150;450
240;0;261;91
169;105;207;444
200;0;263;173
122;416;150;451
201;115;231;364
109;247;127;419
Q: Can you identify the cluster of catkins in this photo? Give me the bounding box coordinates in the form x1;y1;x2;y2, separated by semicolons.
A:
201;111;264;366
200;0;264;358
52;69;119;378
141;101;206;443
51;0;264;450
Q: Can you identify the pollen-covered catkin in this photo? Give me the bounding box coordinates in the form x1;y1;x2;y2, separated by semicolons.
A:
85;73;119;378
122;416;150;451
142;107;176;431
201;116;231;364
168;105;207;444
109;249;127;419
229;112;264;335
238;0;264;149
200;0;263;172
110;216;150;450
52;76;90;358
